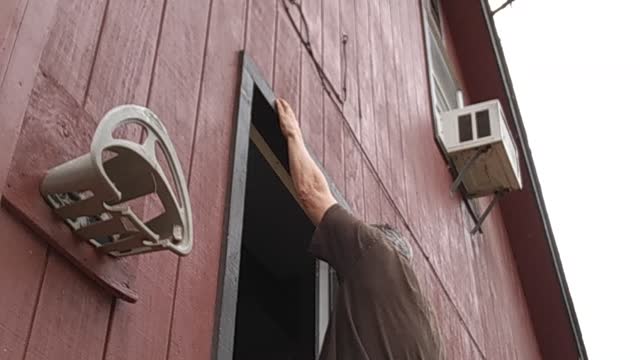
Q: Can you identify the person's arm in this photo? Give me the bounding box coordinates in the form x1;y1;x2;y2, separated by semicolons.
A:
276;98;336;225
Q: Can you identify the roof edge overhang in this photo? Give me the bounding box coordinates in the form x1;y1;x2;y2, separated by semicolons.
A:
477;1;588;358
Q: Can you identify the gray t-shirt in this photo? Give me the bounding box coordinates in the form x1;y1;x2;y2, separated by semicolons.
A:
309;204;440;360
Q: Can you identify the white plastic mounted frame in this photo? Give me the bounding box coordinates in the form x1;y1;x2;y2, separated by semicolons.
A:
40;105;193;257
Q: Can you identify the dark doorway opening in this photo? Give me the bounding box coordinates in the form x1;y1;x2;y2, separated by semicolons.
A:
233;84;316;359
233;140;316;359
216;54;335;360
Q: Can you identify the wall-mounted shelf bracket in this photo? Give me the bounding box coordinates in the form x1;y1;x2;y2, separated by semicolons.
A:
470;191;504;234
449;145;490;196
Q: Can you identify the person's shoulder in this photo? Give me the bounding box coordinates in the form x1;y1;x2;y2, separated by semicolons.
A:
367;224;414;262
319;204;368;236
323;203;358;223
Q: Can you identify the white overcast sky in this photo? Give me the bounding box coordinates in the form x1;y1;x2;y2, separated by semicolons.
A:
489;0;639;358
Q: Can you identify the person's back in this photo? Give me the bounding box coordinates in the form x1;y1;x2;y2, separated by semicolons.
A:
312;205;440;359
276;99;441;359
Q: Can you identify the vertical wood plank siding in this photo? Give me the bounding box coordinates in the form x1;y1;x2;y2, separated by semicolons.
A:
0;208;48;359
0;0;542;359
0;0;61;356
103;0;210;358
168;1;248;359
274;0;301;116
300;0;324;163
26;0;164;358
343;125;365;218
368;0;392;204
353;0;376;165
0;0;28;85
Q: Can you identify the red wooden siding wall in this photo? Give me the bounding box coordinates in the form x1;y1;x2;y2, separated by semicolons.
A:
0;0;541;359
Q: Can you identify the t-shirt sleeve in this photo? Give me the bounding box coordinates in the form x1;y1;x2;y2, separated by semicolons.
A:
309;204;376;276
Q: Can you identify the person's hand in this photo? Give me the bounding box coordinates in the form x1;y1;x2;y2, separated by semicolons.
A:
276;98;301;140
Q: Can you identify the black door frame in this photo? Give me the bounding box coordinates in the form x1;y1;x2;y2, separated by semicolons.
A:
213;52;346;360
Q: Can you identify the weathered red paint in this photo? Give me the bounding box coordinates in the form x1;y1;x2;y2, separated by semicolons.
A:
388;0;413;219
368;0;392;202
339;0;359;134
7;2;120;359
300;51;324;162
23;251;113;360
362;161;382;225
321;0;341;94
0;0;59;193
0;0;579;358
0;207;47;360
323;93;345;192
167;1;248;359
353;0;377;163
39;0;107;103
442;0;581;358
102;0;210;358
246;0;277;85
274;0;301;115
343;124;365;217
3;72;137;302
396;0;422;231
379;0;408;216
0;0;28;85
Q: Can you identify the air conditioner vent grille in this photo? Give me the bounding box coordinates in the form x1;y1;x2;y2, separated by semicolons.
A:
458;114;473;142
476;110;491;138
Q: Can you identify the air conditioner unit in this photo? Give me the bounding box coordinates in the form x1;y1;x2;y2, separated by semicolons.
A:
438;99;522;197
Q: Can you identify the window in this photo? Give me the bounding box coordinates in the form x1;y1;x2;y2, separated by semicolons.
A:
429;0;442;36
423;2;487;232
425;2;462;147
